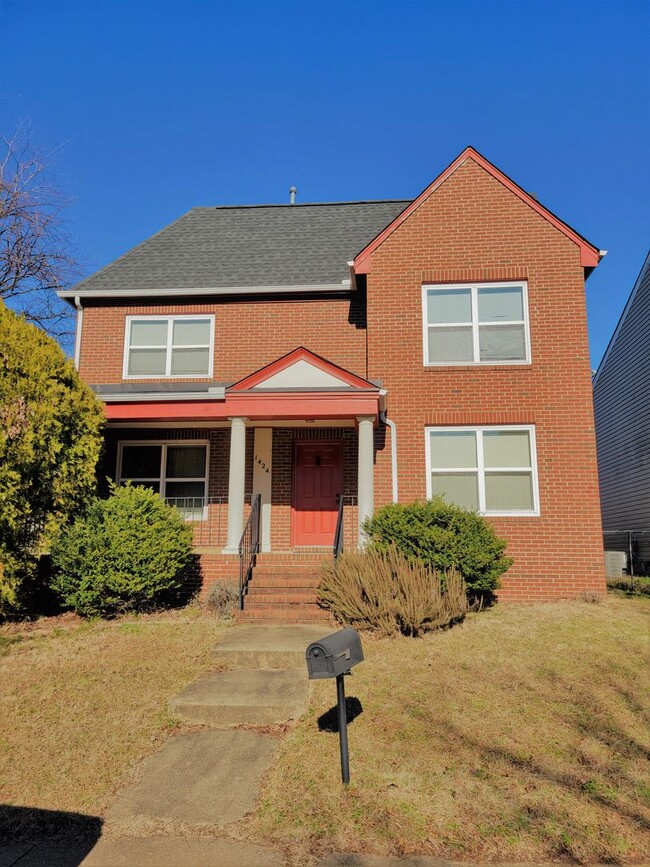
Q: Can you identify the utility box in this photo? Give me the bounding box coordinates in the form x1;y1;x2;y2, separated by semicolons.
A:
604;550;628;579
305;628;364;680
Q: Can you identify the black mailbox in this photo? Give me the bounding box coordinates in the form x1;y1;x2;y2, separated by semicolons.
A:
305;628;364;680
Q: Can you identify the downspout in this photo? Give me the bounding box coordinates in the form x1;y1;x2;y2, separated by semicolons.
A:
73;295;83;370
379;409;398;503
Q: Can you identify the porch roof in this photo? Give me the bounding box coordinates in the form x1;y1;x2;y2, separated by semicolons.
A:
96;347;384;424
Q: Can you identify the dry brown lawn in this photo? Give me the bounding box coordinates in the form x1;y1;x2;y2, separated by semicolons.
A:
0;608;228;839
247;596;650;864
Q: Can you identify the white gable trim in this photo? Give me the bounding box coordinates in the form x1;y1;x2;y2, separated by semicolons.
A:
251;358;351;390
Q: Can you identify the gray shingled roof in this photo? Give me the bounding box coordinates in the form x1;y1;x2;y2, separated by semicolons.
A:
72;200;411;293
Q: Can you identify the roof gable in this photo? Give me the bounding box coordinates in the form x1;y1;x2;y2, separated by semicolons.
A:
353;147;602;273
230;347;376;391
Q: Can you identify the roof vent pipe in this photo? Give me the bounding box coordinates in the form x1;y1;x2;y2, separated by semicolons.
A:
289;186;297;205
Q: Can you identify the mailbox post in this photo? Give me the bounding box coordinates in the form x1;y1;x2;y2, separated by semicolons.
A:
305;628;364;785
336;670;350;784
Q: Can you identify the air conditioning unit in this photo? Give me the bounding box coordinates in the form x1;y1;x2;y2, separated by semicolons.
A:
604;550;627;579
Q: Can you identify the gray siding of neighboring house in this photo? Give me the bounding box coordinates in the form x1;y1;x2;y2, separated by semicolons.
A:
594;252;650;537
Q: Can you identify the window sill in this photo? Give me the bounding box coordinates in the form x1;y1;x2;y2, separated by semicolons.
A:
122;374;214;380
423;361;532;368
481;511;541;518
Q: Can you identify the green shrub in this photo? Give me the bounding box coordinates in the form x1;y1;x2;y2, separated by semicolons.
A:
319;545;467;637
607;576;650;596
50;484;193;617
0;304;104;617
363;497;512;599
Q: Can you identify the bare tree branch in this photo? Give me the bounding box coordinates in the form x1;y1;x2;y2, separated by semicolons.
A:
0;122;76;343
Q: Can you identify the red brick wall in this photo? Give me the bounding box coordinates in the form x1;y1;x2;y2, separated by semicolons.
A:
366;157;605;599
79;295;366;384
83;155;605;600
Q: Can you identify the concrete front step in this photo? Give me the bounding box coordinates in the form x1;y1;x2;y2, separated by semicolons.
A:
169;669;309;727
212;624;331;668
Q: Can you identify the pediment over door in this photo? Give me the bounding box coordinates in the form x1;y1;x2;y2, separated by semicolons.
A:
230;347;377;392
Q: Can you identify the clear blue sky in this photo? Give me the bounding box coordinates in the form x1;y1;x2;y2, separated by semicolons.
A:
2;0;648;368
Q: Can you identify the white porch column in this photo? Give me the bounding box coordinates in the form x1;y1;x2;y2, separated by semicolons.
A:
223;416;247;553
357;415;375;546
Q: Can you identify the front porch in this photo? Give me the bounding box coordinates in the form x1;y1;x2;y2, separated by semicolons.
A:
99;348;385;614
104;422;370;553
103;421;373;618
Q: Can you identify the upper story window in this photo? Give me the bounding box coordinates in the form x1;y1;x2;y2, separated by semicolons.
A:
422;282;530;365
123;315;214;378
425;425;539;516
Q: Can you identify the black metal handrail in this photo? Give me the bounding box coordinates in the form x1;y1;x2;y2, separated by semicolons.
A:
238;493;261;610
333;493;344;561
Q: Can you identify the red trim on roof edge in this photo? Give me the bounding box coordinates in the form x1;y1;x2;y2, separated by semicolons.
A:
353;146;602;274
229;346;377;391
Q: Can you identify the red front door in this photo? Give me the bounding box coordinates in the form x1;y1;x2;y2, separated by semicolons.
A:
293;441;343;547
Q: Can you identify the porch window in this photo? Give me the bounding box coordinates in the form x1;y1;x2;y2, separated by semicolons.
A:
422;282;530;365
426;426;539;516
117;441;209;518
124;315;214;377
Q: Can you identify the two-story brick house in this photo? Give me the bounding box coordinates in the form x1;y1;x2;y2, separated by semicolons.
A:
60;147;607;618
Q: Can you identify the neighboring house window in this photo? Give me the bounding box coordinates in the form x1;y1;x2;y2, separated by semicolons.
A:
422;282;530;365
117;441;208;517
426;426;539;516
124;315;214;378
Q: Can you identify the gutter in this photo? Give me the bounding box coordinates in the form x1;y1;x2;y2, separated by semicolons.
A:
73;296;83;369
58;281;352;302
97;387;226;402
380;408;399;503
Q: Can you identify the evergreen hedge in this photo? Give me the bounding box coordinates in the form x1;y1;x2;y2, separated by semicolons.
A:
50;484;194;617
0;305;104;617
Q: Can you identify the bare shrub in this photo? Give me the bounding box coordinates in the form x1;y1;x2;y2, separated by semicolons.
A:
203;580;238;619
318;545;467;637
580;590;602;604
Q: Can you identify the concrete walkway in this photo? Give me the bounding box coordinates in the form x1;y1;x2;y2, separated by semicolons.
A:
83;625;328;865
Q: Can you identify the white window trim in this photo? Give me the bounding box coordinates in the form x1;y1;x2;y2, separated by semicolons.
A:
421;281;531;366
424;425;540;517
123;314;215;379
116;439;210;521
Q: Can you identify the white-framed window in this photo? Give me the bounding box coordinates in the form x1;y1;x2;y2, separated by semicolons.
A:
123;315;215;378
425;425;540;516
117;440;209;519
422;282;531;365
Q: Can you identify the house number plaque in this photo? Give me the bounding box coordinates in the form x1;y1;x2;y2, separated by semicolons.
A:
254;454;271;474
